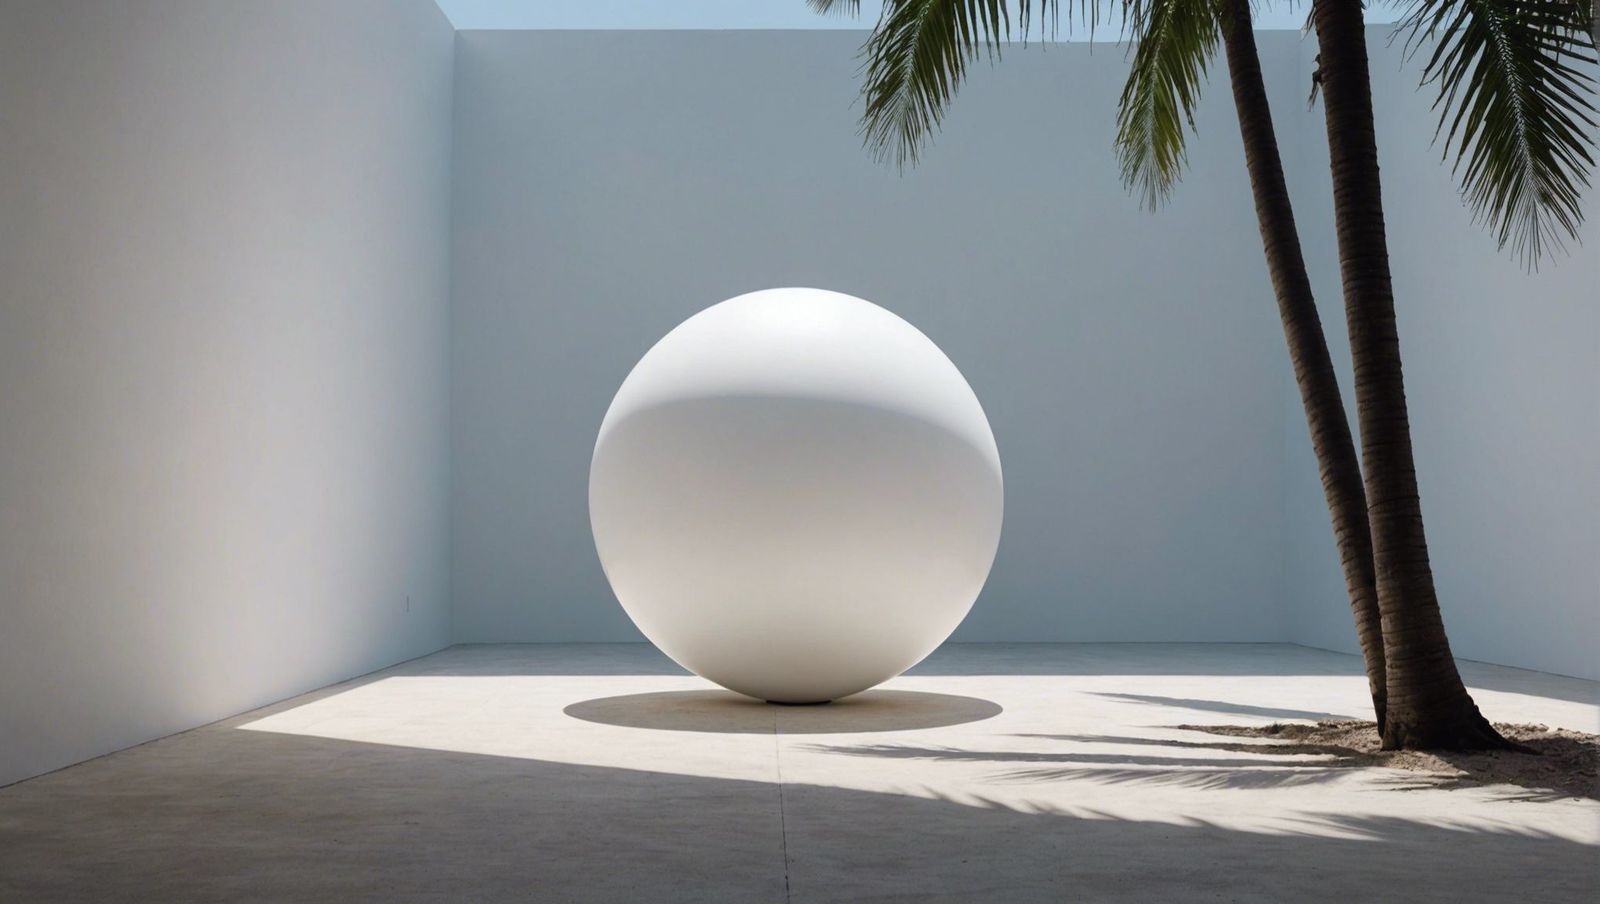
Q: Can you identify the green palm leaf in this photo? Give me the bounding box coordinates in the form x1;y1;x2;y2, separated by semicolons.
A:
825;0;1216;203
1400;0;1599;264
807;0;864;14
859;1;1016;166
837;2;1077;167
1115;0;1222;208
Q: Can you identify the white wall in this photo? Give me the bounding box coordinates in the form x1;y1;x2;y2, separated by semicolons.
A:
450;30;1296;644
0;0;456;786
1282;30;1600;680
450;27;1596;680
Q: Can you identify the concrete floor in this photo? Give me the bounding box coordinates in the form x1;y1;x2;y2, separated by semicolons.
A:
1;643;1595;903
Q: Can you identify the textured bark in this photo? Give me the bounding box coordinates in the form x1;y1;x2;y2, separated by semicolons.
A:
1217;0;1386;730
1308;0;1514;750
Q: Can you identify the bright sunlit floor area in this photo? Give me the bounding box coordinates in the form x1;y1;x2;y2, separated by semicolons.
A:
2;643;1593;903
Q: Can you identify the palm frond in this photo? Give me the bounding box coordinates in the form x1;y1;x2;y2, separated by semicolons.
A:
858;2;1080;167
808;0;863;15
859;1;1009;166
1115;0;1222;208
1400;0;1599;264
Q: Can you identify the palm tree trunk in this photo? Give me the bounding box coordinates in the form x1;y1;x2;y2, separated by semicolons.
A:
1216;0;1386;731
1308;0;1513;750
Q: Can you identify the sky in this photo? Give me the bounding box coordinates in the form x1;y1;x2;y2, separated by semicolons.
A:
434;1;1407;33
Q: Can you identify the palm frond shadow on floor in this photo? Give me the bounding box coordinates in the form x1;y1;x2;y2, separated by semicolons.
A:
4;724;1594;902
808;722;1600;801
1086;692;1361;721
804;740;1355;791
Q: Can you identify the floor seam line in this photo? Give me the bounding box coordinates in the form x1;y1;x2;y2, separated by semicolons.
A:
775;711;792;904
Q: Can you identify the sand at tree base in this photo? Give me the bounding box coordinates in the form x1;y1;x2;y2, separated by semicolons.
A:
1177;721;1599;801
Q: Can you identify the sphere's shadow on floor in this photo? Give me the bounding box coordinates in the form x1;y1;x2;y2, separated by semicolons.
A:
563;689;1002;733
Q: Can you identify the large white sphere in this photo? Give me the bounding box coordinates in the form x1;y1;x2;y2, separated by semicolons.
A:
589;288;1003;703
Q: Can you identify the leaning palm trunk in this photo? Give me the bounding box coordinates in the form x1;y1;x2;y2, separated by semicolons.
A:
1215;0;1386;730
1309;0;1512;750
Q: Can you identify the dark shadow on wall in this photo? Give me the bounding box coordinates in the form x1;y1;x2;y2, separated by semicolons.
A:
0;721;1593;902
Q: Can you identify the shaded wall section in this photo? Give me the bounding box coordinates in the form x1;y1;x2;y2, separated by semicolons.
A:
449;30;1296;644
0;0;456;785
